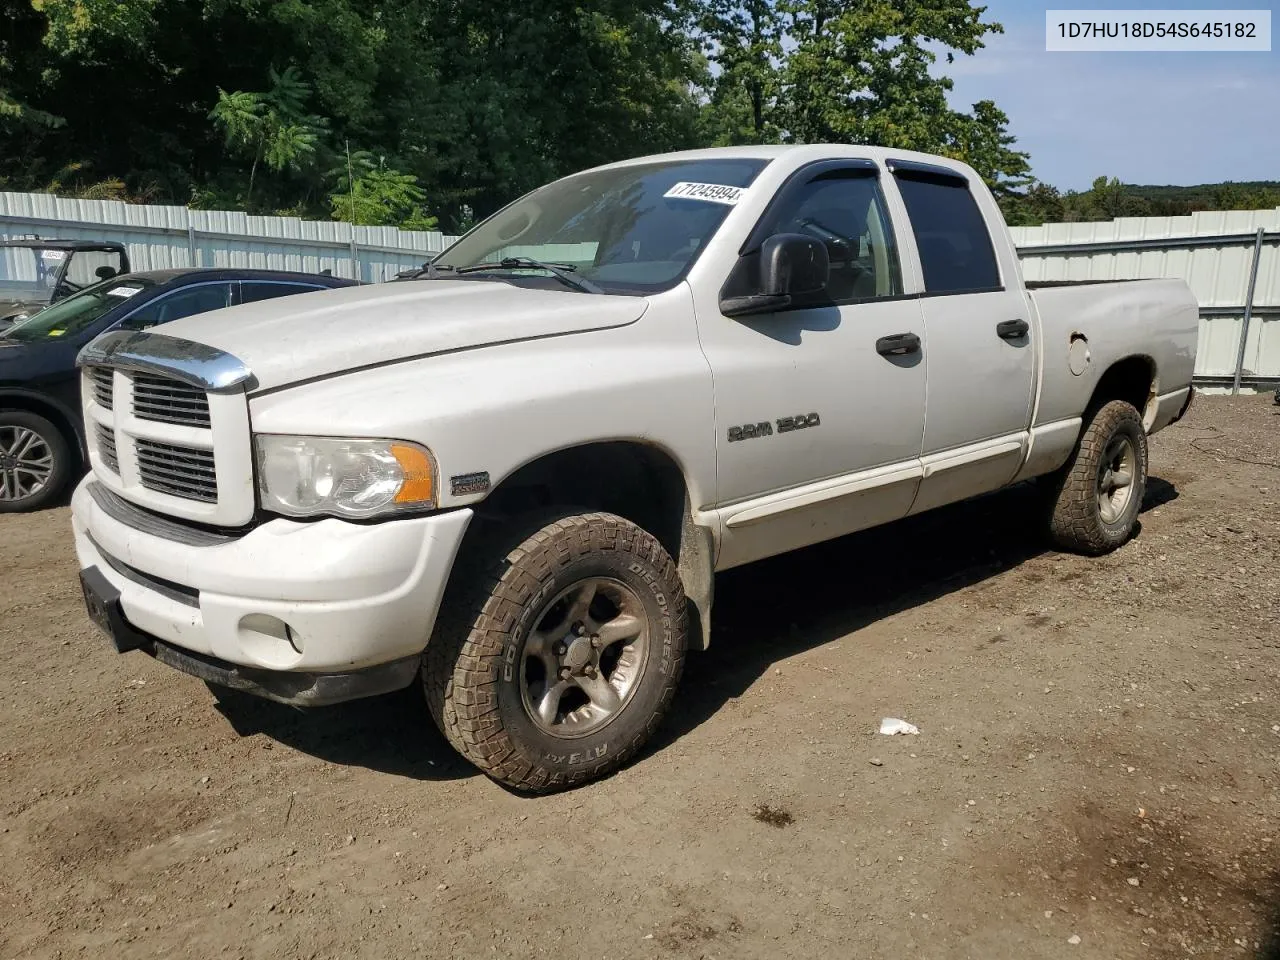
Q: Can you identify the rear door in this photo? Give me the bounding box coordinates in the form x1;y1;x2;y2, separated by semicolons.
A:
887;160;1036;514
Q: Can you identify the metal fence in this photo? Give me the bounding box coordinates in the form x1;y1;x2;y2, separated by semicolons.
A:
1011;209;1280;392
3;190;1278;390
0;191;454;284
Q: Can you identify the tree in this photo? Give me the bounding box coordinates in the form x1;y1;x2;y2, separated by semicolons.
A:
943;99;1031;198
1000;181;1064;227
210;66;328;208
780;0;1001;146
699;0;784;144
329;164;438;230
699;1;1032;196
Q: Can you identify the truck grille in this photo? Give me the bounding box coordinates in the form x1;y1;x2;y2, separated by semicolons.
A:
135;439;218;503
132;373;211;428
95;423;119;473
78;332;254;525
88;367;114;410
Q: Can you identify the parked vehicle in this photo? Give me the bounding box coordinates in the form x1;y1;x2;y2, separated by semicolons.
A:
70;146;1198;791
0;267;355;511
0;239;130;330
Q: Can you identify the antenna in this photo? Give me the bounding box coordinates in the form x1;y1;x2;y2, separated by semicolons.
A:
345;139;357;224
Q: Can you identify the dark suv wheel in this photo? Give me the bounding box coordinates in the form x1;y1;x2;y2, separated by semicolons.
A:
0;411;73;513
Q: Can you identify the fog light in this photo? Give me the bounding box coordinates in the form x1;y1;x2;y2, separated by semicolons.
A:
237;613;303;668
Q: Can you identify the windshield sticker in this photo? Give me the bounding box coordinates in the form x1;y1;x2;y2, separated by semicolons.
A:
40;249;67;261
663;182;747;206
108;286;143;298
47;329;65;337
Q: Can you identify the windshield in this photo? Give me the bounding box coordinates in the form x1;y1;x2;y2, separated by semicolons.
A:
3;276;156;342
435;158;770;294
0;246;66;305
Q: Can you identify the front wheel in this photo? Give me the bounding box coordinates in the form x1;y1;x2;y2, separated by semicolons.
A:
424;511;687;792
0;411;72;513
1047;399;1148;555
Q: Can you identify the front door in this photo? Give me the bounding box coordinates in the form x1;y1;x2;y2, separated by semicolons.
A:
696;161;928;569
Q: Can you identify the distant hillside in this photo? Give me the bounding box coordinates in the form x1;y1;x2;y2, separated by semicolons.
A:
1002;177;1280;226
1123;181;1280;209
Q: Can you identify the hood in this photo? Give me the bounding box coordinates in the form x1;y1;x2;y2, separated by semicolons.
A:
155;280;649;392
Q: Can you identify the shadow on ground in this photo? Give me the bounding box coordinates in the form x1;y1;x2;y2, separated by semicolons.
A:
212;682;473;781
655;475;1176;751
1264;875;1280;960
213;476;1178;781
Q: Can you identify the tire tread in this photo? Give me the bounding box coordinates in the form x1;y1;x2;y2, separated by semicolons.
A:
424;510;686;792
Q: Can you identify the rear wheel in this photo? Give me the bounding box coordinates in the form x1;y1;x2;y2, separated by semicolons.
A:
0;411;72;513
424;511;687;792
1047;400;1148;554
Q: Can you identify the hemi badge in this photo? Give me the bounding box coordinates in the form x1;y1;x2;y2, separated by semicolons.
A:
450;471;491;496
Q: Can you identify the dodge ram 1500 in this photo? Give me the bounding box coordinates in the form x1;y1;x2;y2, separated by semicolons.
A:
71;145;1198;790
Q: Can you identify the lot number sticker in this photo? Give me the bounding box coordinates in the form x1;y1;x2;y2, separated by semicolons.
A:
40;249;67;261
108;286;143;298
664;181;747;206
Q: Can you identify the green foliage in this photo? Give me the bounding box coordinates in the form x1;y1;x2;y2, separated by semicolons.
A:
32;0;160;54
1001;174;1280;227
329;166;437;230
699;0;784;144
210;66;328;204
697;1;1030;196
4;0;1264;234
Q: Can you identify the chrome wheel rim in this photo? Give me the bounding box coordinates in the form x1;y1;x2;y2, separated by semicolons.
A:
0;426;54;502
1097;434;1136;525
519;577;650;739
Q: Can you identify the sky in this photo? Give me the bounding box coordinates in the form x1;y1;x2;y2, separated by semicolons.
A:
943;1;1278;189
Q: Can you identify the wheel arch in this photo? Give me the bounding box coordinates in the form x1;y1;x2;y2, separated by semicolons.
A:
0;389;85;461
465;439;715;650
1087;354;1158;430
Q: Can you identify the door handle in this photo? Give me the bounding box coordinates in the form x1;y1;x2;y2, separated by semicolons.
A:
997;319;1030;340
876;332;921;356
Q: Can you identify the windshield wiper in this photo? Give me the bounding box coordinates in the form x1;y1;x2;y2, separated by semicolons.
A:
453;257;604;294
397;262;457;280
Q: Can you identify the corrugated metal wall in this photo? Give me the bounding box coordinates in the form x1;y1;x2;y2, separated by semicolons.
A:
1011;209;1280;387
0;191;455;284
4;189;1277;386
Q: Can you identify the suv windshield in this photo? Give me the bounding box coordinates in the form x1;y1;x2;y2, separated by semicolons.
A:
3;276;156;343
0;245;126;308
435;158;769;294
0;247;65;304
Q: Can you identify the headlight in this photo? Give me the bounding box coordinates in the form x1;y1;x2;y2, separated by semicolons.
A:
255;435;437;519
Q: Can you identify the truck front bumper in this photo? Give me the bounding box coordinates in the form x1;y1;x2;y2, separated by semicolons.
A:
71;478;473;704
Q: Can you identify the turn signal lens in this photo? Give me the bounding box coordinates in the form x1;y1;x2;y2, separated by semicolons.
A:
391;443;436;505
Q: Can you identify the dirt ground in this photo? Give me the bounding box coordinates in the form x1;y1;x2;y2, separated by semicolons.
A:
1;394;1278;960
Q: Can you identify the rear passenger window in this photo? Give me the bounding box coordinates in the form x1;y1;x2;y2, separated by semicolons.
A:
240;281;322;303
893;173;1000;295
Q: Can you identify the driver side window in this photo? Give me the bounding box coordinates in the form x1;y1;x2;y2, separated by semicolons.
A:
756;172;904;308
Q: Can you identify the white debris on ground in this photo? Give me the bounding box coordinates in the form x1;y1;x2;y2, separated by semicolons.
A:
879;718;920;736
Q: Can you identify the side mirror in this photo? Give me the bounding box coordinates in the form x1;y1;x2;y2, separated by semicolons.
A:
96;266;118;281
720;233;830;317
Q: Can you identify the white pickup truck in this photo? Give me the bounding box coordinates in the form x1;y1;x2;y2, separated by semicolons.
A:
71;145;1198;791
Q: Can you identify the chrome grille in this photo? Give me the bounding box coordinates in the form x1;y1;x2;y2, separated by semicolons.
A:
95;423;119;473
135;439;218;503
132;373;211;428
89;367;114;409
